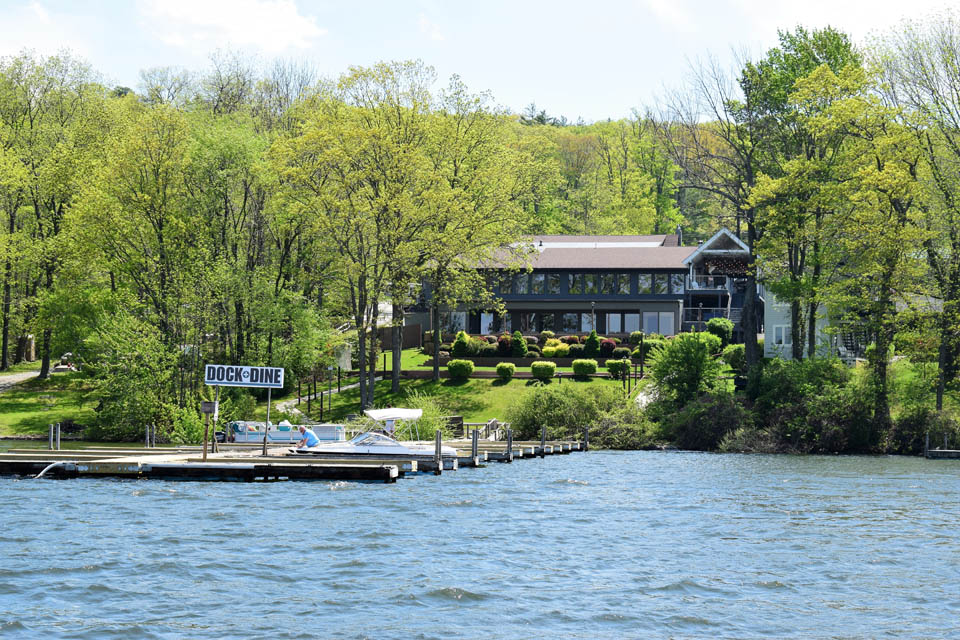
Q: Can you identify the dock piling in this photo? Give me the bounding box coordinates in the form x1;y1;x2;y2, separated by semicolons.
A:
506;429;513;463
434;429;442;475
471;429;479;460
540;425;546;458
584;425;589;452
48;424;54;450
56;423;61;450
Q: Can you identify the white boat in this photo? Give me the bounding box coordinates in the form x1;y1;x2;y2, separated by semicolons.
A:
292;431;458;458
225;420;345;444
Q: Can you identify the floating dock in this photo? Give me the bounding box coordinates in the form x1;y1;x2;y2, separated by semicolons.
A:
0;435;585;484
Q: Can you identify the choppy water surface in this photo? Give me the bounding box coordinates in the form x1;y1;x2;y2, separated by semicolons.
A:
1;452;959;639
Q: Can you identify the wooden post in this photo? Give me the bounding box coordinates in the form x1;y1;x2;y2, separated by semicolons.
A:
506;428;513;463
202;412;210;461
434;429;442;475
145;423;150;448
298;379;301;405
262;388;272;457
151;423;156;448
307;377;311;415
471;428;479;461
540;424;546;458
584;424;589;452
56;423;61;450
640;334;644;377
925;431;930;457
211;387;220;453
337;367;341;392
48;424;53;450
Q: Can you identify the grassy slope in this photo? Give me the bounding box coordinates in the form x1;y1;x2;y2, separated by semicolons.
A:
0;368;97;436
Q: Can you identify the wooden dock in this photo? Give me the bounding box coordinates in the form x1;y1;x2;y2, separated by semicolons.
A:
0;433;585;483
925;449;960;459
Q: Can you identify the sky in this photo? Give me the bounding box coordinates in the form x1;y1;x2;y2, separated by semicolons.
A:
0;0;953;122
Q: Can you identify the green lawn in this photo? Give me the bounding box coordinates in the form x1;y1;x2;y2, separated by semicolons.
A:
0;370;97;436
289;375;632;424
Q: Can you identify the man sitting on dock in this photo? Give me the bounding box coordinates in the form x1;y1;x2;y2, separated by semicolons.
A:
297;425;320;448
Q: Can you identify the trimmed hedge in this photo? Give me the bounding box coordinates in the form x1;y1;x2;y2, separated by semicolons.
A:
568;343;585;357
721;343;746;373
612;347;632;359
706;317;735;347
447;359;475;380
530;361;557;381
606;359;630;377
572;359;598;376
496;362;516;381
632;338;664;360
512;330;528;357
599;339;616;357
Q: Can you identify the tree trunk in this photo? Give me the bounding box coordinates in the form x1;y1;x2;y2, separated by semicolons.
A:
742;220;759;368
432;303;441;383
391;301;402;393
38;327;51;379
791;299;803;360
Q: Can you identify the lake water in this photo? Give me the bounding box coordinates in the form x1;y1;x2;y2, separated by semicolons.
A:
1;452;958;639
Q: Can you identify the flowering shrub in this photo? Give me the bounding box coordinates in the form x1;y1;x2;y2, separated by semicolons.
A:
497;333;512;356
561;335;580;345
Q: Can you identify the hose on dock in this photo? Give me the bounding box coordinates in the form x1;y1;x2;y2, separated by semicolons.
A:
35;460;75;479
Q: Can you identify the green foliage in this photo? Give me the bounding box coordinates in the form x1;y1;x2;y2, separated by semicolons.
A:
721;343;746;374
705;317;734;347
450;331;474;357
496;362;516;381
612;347;632;359
647;332;723;405
656;392;750;450
511;330;528;357
606;359;630;377
886;407;958;455
168;406;205;445
571;359;598;376
507;382;625;440
446;359;475;380
632;338;664;360
628;331;645;345
568;343;585;357
599;339;616;357
530;361;556;381
541;346;557;358
497;333;513;356
539;330;555;343
583;330;601;357
391;390;456;440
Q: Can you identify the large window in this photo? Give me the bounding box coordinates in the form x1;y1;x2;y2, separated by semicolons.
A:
619;274;631;295
542;313;556;331
531;273;545;294
624;313;640;332
638;274;652;294
653;274;668;294
581;312;595;332
659;311;675;336
441;312;467;333
607;313;622;333
601;273;617;295
519;312;538;333
480;313;495;335
562;313;579;333
642;311;676;336
584;274;598;295
569;273;583;294
513;274;529;295
547;273;561;294
670;273;685;294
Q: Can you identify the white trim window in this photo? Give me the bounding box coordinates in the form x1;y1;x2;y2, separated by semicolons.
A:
773;325;792;345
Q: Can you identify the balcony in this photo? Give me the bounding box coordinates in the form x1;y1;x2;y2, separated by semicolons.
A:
687;275;730;291
683;307;743;325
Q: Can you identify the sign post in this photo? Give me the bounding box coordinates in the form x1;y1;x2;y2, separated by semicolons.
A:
204;364;284;457
200;401;217;461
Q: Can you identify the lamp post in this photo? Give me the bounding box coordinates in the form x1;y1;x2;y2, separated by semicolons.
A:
591;301;596;332
698;302;703;332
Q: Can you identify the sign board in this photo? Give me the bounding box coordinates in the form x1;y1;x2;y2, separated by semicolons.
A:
204;364;285;389
200;401;218;414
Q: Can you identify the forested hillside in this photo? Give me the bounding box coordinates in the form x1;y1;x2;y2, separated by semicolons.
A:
1;16;959;438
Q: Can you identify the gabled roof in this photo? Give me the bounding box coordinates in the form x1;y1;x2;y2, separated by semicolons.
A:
682;227;749;266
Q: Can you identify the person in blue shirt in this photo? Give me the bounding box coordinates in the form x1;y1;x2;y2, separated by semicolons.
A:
297;425;320;448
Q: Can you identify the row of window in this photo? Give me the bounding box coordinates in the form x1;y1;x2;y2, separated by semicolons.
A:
439;310;678;336
497;272;685;296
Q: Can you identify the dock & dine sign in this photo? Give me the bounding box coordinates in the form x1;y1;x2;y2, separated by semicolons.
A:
204;364;285;389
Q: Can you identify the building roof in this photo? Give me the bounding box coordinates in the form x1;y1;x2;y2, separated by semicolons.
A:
526;244;695;270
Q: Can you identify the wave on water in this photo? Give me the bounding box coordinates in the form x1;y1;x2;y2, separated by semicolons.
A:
551;478;588;485
424;587;490;602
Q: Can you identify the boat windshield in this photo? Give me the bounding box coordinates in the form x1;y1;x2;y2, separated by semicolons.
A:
349;432;401;447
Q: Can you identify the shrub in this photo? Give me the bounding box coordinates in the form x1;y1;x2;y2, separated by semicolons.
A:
530;361;557;381
539;330;555;344
479;344;498;357
439;343;452;352
612;347;632;359
599;339;616;357
561;335;580;345
447;359;474;380
497;333;512;356
496;362;516;381
542;346;557;358
647;332;723;405
887;407;959;455
632;338;664;360
524;352;537;358
544;338;562;348
705;317;735;348
525;335;538;345
512;330;528;357
721;343;746;374
568;343;585;357
696;331;723;355
527;344;542;355
554;342;570;357
606;359;630;378
507;383;625;440
611;337;621;344
451;330;478;357
583;330;601;356
485;335;497;344
629;331;644;345
572;359;598;376
659;392;750;450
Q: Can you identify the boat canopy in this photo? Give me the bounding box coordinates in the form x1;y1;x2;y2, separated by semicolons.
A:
363;408;423;422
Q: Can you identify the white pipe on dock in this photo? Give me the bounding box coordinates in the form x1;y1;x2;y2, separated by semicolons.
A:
35;460;75;479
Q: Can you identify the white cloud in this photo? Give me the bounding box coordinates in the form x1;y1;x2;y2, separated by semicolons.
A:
138;0;327;54
640;0;697;34
0;1;94;59
418;12;445;42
